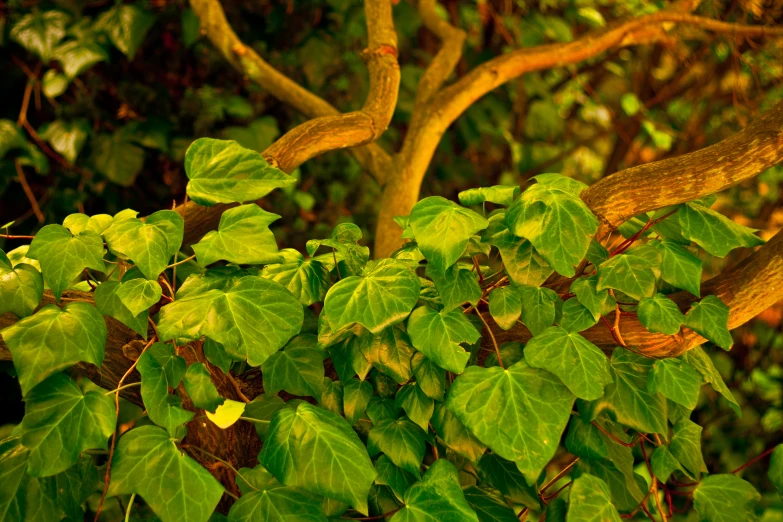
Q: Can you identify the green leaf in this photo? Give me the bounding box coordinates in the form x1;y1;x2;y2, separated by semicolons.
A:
683;295;733;350
524;326;612;400
681;347;740;416
1;303;106;395
329;335;373;382
261;403;377;514
104;210;184;280
368;418;427;478
428;264;481;313
650;446;684;483
431;404;486;463
485;341;525;368
94;281;148;338
108;425;224;522
52;40;108;78
193;204;284;266
116;278;162;317
566;474;622;522
95;4;155;59
570;275;614;321
693;474;760;522
462;485;518;521
366;395;401;424
376;454;417;501
20;373;114;477
343;378;373;425
183;362;225;413
396;383;434;431
586;348;667;435
0;250;42;318
227;487;328;522
518;284;558;335
669;418;707;477
654;239;702;296
493;232;553;287
89;130;145;186
360;326;415;384
488;286;522;330
261;249;330;306
446;360;575;483
0;120;28;158
159;276;303;366
559;298;598;333
307;223;370;276
477;453;539;508
647;358;701;409
407;306;481;374
10;10;69;61
565;416;608;461
184;138;296;206
679;202;765;257
505;181;598;277
408;196;488;273
27;224;105;300
38;119;90;163
389;459;479;522
324;259;419;335
412;352;445;401
243;395;285;439
769;445;783;495
62;213;113;235
458;186;520;206
637;294;685;335
596;254;657;301
207;399;246;429
262;334;324;400
620;93;641;116
137;343;192;436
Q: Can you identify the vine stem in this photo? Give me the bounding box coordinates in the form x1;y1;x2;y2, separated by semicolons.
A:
180;444;258;493
124;493;136;522
14;160;44;223
539;457;580;495
731;446;776;474
475;309;504;369
167;254;196;269
94;336;156;522
340;508;401;521
103;382;141;396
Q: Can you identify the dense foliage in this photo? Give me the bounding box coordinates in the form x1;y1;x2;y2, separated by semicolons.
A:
0;137;781;521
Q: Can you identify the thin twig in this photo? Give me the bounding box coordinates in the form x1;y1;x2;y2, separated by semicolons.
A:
475;309;503;369
14;160;44;223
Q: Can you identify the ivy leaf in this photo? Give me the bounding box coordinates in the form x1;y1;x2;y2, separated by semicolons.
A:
596;254;657;301
159;276;303;367
477;454;540;508
319;378;344;417
524;326;612;400
693;474;760;522
62;213;113;235
485;342;525;369
323;259;418;335
26;224;105;300
116;278;162;317
329;335;373;382
207;399;246;429
52;40;109;79
769;445;783;495
261;249;330;306
193;204;284;266
227;487;328;522
261;403;377;514
94;281;148;338
505;182;598;277
493;232;553;287
412;352;445;401
585;348;667;435
566;474;622;522
446;360;575;484
366;395;401;424
458;186;520;206
20;373;114;477
654;240;702;296
183;362;225;413
679;202;765;257
360;326;415;384
518;284;558;336
650;446;685;483
647;358;701;409
38;119;90;163
104;210;184;280
243;395;285;439
396;383;434;431
89;130;145;186
137;343;192;436
95;4;155;59
407;306;481;374
431;404;486;463
570;275;614;321
343;378;373;425
10;10;69;61
488;286;522;330
637;294;685;335
307;223;370;276
108;425;224;522
670;418;708;477
261;334;324;400
683;295;733;350
681;347;740;416
428;264;481;313
462;485;518;521
184;138;296;206
0;250;42;318
559;298;598;332
389;459;479;522
376;454;417;501
368;418;427;478
1;303;106;395
408;196;488;273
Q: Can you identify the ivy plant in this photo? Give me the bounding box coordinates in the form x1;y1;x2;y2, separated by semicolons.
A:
0;138;779;522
